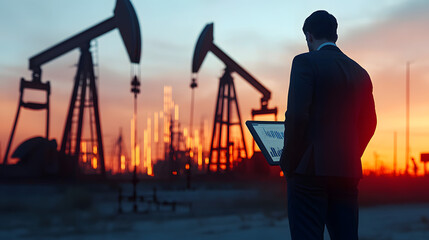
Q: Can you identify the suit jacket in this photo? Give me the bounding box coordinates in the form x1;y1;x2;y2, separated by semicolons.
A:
280;45;377;178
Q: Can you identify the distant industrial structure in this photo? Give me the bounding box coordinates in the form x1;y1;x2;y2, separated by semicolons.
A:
1;0;141;178
190;23;278;173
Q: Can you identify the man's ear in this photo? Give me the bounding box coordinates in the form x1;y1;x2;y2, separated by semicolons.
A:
305;32;313;43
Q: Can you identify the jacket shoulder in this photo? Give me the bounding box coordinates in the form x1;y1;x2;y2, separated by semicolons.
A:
293;52;311;61
292;53;314;66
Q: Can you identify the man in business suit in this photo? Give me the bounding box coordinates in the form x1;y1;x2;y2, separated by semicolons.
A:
280;10;377;240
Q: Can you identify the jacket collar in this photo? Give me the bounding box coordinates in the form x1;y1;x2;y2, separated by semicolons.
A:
317;42;337;51
318;44;341;53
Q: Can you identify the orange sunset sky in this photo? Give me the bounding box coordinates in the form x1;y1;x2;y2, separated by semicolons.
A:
1;0;429;175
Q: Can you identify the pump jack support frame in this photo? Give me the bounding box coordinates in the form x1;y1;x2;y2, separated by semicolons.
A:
208;69;248;172
60;44;106;176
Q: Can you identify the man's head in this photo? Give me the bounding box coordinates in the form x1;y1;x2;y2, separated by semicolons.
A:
303;10;338;51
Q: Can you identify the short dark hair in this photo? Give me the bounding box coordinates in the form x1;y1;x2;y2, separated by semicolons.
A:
303;10;338;42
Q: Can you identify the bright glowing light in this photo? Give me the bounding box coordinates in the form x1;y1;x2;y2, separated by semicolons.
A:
93;145;97;155
146;117;153;176
143;130;147;168
92;157;97;169
81;141;87;162
205;157;209;165
198;144;203;170
185;163;190;170
147;147;153;176
194;130;199;163
120;155;126;171
280;171;284;177
187;136;192;150
172;171;177;175
229;144;233;167
136;144;140;167
163;86;172;144
204;119;209;152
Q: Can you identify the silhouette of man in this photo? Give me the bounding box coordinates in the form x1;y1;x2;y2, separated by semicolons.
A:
280;10;377;240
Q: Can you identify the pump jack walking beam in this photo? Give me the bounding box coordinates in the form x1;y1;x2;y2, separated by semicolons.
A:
192;23;277;112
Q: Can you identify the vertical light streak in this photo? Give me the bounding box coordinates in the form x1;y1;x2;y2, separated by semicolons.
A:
175;104;179;121
204;119;209;152
229;144;233;167
147;117;153;176
136;144;140;167
163;86;172;144
158;111;163;160
131;116;135;168
163;86;167;143
143;130;147;169
81;141;87;163
194;130;199;163
92;157;97;169
120;155;126;171
198;144;203;170
394;131;397;176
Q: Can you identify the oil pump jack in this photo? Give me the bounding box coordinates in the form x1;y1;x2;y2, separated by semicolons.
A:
3;0;141;177
191;23;278;173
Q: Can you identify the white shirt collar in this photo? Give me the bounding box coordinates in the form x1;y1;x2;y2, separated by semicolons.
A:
317;42;337;51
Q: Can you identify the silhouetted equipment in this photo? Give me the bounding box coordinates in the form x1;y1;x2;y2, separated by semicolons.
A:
3;0;141;178
411;157;418;176
118;187;192;214
168;119;188;175
131;75;141;95
112;128;128;173
191;23;278;172
130;70;141;212
3;79;50;165
0;137;58;178
421;153;429;176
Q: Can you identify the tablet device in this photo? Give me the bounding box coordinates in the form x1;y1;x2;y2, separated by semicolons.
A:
246;121;285;166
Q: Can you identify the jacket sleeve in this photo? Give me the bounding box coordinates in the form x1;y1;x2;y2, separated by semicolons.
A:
358;72;377;157
280;54;314;175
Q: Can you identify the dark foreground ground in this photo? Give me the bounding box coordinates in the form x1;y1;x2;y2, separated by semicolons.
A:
0;175;428;239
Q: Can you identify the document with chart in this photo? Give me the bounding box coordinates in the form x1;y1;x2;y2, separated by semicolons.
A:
246;121;285;166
